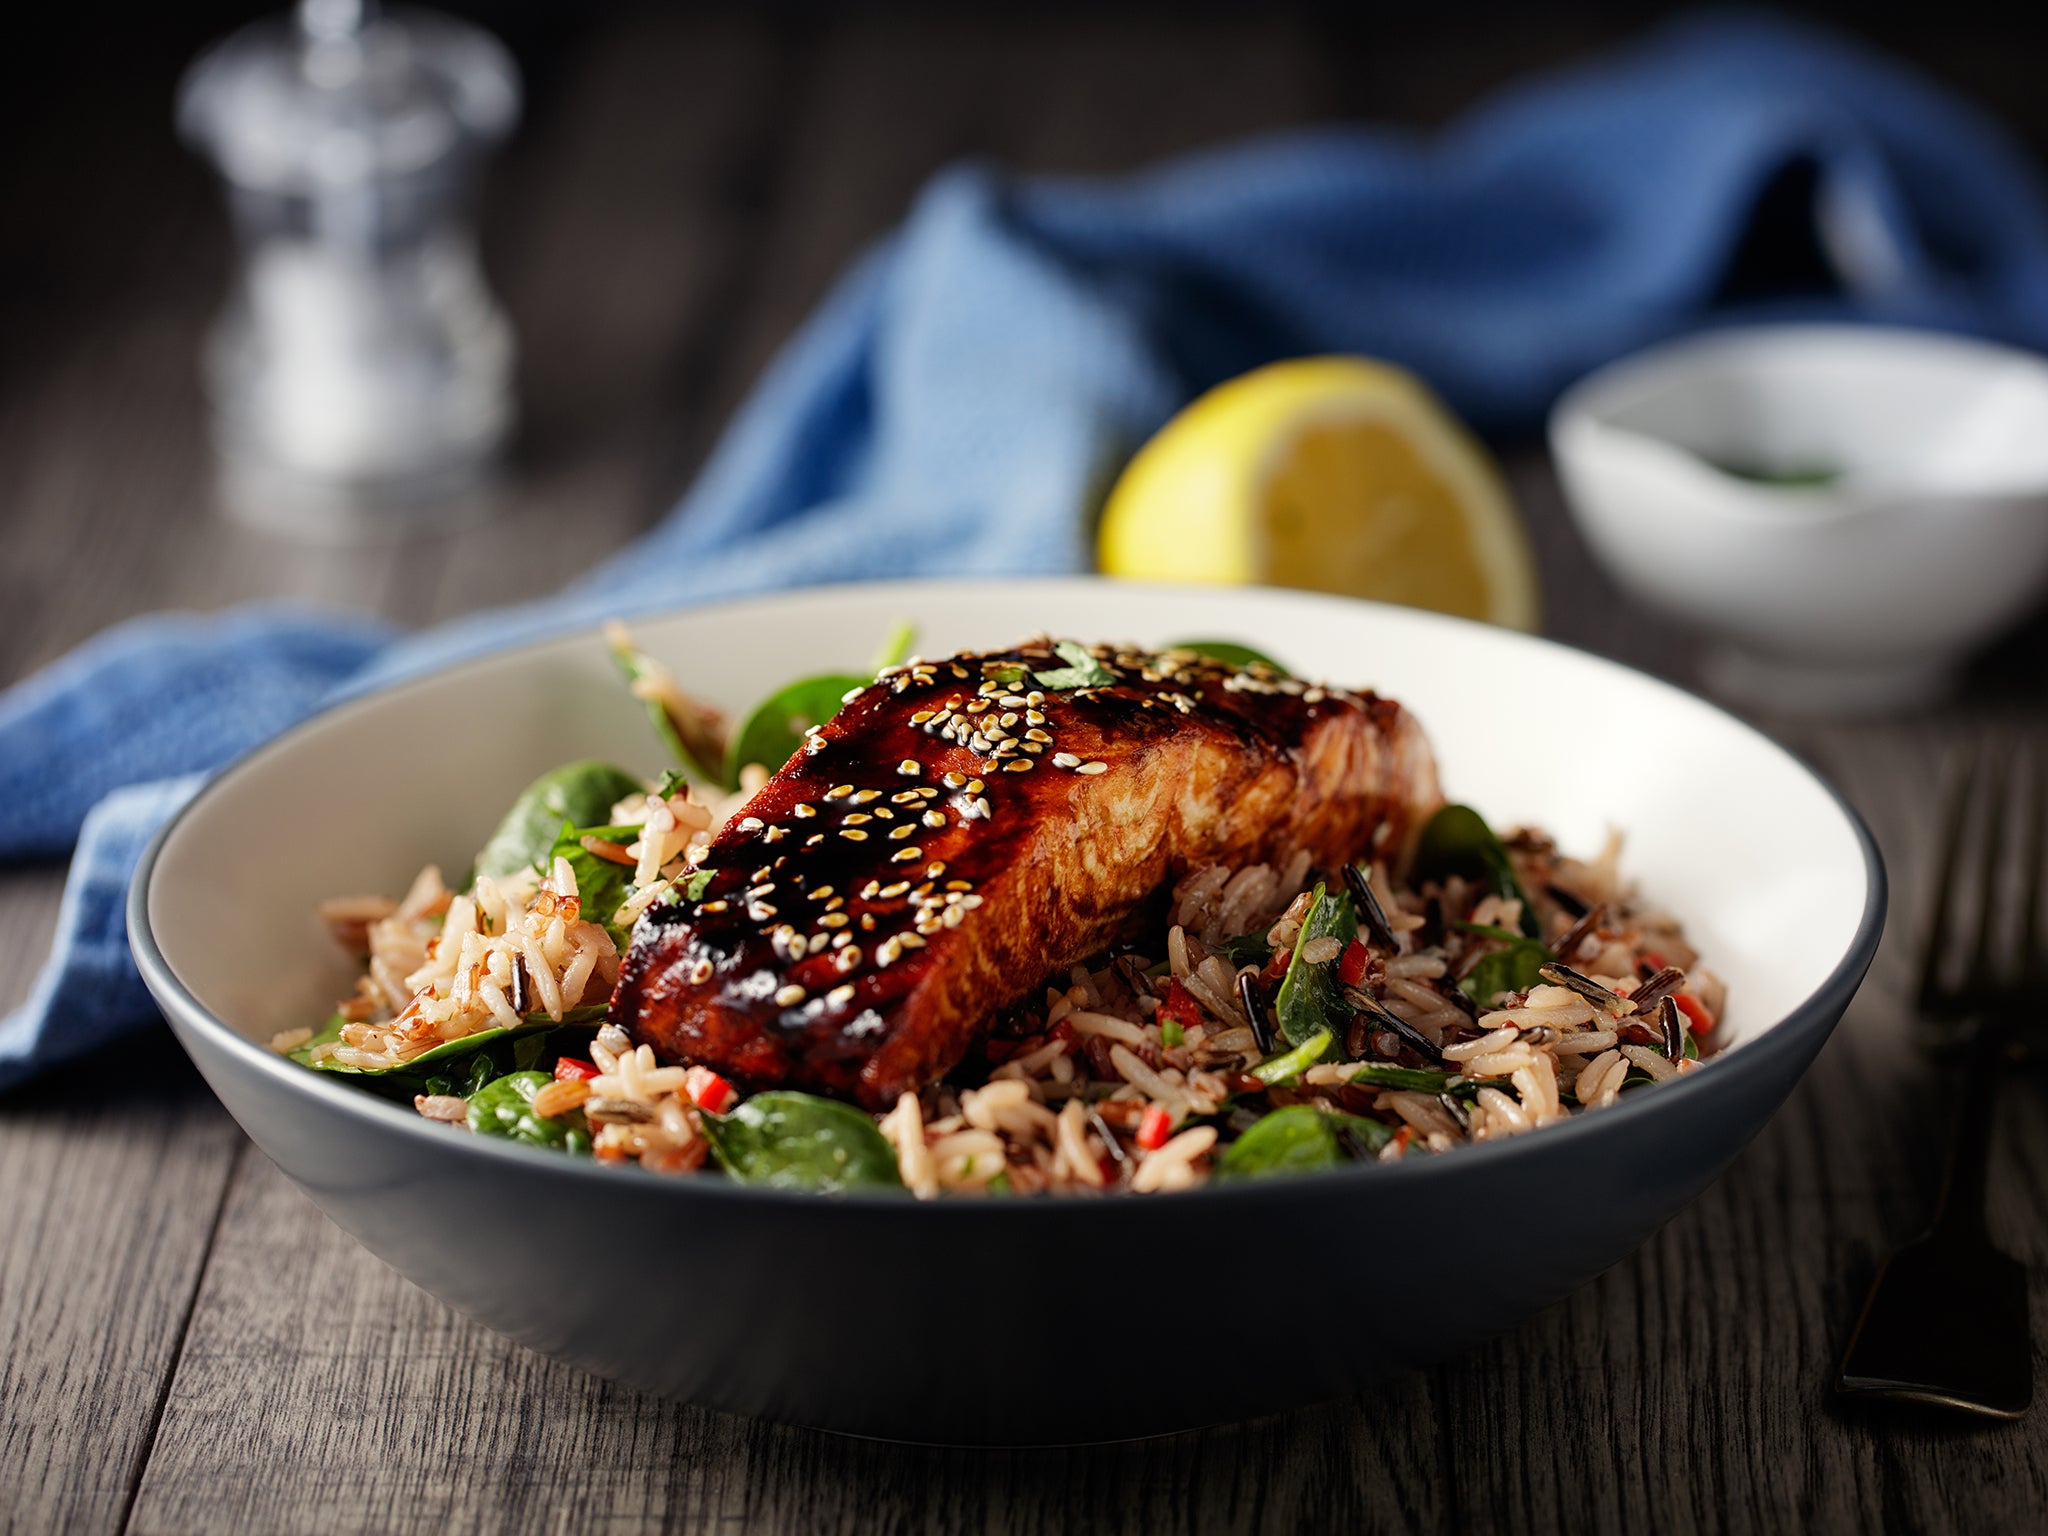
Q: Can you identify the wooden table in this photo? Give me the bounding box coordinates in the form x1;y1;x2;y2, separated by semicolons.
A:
4;9;2046;1532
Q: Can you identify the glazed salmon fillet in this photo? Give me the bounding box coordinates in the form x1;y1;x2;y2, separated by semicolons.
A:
610;641;1442;1110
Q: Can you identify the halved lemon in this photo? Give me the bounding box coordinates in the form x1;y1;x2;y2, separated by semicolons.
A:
1097;356;1539;630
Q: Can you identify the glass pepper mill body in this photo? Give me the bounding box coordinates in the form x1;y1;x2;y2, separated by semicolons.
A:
179;0;520;536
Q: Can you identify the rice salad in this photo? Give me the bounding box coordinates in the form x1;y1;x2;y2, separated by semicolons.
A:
277;626;1725;1197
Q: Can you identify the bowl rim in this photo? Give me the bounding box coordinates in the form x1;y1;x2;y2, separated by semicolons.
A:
1548;321;2048;508
128;575;1888;1215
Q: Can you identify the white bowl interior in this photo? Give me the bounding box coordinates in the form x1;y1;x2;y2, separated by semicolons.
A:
148;580;1872;1059
1572;325;2048;496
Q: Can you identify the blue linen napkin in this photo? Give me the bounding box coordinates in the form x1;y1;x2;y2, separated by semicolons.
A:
6;12;2048;1087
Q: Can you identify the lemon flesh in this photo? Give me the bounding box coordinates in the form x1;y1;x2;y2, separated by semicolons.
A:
1097;357;1539;631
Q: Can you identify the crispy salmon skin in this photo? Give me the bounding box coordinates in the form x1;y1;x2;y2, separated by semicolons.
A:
610;641;1442;1109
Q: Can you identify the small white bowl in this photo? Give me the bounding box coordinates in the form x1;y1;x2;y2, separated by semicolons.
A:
1552;325;2048;713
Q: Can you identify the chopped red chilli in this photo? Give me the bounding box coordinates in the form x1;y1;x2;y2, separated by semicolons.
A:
1136;1104;1173;1151
686;1065;736;1114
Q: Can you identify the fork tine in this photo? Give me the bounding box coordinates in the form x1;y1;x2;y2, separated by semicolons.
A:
2024;745;2048;987
1965;746;2011;1005
1917;750;1979;1016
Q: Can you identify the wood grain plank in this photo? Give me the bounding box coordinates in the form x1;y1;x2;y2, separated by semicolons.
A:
0;865;244;1536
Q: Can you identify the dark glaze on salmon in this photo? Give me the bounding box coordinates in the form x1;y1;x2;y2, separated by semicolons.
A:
610;640;1442;1110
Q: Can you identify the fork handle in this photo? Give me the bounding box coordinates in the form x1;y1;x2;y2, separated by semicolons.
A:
1929;1014;2012;1241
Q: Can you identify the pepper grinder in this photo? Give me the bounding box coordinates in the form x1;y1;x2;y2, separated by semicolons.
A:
179;0;520;537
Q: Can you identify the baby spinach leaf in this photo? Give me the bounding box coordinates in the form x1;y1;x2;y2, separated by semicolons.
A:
1458;937;1552;1006
699;1091;904;1192
1165;639;1290;674
606;626;728;785
682;867;714;901
1215;1105;1391;1182
467;1069;591;1153
291;1006;607;1080
1033;640;1115;691
1412;804;1540;938
726;673;868;788
472;761;645;884
1273;884;1358;1048
549;820;643;946
1248;1028;1332;1086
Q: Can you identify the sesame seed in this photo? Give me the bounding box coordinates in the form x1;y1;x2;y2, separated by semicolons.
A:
1025;691;1045;706
748;902;778;920
860;913;876;931
943;905;966;928
999;712;1019;727
1003;759;1034;773
1026;710;1046;726
911;710;935;724
890;847;922;864
825;785;854;800
843;812;872;825
960;894;984;909
824;896;844;911
891;790;922;805
872;805;894;820
1053;752;1080;769
840;829;869;842
828;984;857;1007
900;933;928;950
763;826;788;843
968;734;991;753
688;958;714;984
835;944;860;968
851;789;882;804
879;880;911;898
752;866;773;881
861;880;881;899
915;786;940;799
809;886;835;901
922;810;945;828
1024;728;1052;743
966;779;984;794
876;938;903;967
819;912;850;929
775;984;807;1007
889;824;916;840
944;879;971;891
737;816;764;832
942;771;966;789
794;804;817;819
805;834;824;847
897;760;922;777
700;900;729;914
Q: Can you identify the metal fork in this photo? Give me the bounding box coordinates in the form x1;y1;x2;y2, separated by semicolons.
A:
1835;747;2034;1418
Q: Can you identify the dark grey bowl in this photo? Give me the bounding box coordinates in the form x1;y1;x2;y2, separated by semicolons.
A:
128;580;1887;1444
